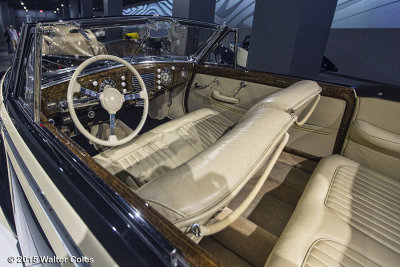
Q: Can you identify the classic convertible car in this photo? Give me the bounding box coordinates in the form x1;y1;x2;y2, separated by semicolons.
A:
1;16;399;266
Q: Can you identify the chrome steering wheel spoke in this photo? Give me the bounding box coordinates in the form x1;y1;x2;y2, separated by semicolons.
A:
109;113;116;136
124;92;142;101
80;87;100;99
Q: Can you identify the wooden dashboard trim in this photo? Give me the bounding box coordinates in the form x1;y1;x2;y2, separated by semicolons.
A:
42;62;193;117
185;65;356;155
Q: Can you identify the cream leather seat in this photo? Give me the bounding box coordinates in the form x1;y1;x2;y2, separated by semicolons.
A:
95;80;321;233
266;155;400;266
94;109;234;187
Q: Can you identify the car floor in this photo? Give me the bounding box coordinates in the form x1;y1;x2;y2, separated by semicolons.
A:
200;151;318;267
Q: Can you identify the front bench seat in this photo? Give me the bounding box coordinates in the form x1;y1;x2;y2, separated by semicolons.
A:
266;155;400;267
94;80;321;234
95;107;296;231
94;109;234;188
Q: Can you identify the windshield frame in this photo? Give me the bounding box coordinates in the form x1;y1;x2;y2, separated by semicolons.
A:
39;15;227;63
37;16;229;86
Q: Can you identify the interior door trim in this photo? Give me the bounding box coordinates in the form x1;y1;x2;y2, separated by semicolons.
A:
185;65;356;154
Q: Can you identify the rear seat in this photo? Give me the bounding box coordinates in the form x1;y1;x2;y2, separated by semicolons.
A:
266;154;400;266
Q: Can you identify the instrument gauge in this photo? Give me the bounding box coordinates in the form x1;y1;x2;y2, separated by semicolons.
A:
99;78;117;92
160;68;172;86
180;68;188;79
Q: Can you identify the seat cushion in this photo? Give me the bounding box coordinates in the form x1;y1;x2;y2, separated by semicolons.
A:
94;108;234;188
266;155;400;267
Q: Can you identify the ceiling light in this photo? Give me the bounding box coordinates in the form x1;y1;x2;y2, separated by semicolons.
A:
54;11;56;13
26;10;28;12
21;2;24;5
61;4;64;7
23;6;26;9
57;8;59;10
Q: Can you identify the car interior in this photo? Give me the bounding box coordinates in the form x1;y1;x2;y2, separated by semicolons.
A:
35;21;399;266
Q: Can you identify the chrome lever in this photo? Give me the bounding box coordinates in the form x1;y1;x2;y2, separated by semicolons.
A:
134;100;145;107
194;78;220;89
233;81;247;97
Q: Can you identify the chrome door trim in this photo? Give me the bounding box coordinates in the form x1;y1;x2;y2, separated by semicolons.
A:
2;129;88;266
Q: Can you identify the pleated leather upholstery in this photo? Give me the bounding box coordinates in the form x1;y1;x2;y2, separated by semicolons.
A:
304;239;380;267
95;109;233;187
326;165;400;253
266;155;400;267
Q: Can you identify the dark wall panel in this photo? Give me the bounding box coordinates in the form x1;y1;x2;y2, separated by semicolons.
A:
325;28;400;85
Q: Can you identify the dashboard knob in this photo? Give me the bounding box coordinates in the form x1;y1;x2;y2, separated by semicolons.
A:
158;85;161;90
157;68;161;73
88;110;95;119
157;80;161;84
171;66;175;70
122;89;127;94
121;75;126;81
121;82;126;87
157;74;161;78
92;81;98;86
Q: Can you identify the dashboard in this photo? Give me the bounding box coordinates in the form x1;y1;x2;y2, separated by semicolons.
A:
41;62;193;127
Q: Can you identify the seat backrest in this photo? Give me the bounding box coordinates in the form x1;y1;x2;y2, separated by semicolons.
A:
137;80;321;232
249;80;321;117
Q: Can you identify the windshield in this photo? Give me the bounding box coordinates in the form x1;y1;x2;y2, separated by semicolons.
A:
41;17;222;81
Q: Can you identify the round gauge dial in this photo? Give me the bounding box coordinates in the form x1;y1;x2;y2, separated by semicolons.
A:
160;68;172;86
99;78;117;92
180;68;188;79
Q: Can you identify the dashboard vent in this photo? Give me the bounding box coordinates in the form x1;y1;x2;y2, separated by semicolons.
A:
132;73;155;92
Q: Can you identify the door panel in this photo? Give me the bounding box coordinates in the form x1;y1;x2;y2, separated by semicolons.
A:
286;96;346;157
188;74;280;122
187;69;350;157
343;97;400;180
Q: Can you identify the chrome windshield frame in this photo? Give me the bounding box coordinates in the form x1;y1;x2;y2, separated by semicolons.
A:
39;16;227;64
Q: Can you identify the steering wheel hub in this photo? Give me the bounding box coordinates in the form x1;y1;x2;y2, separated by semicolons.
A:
100;87;124;113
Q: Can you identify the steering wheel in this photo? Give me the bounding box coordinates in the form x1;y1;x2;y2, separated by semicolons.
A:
67;55;148;147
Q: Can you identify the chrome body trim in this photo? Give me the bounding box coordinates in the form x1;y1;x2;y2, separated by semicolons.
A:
233;28;239;70
2;129;88;266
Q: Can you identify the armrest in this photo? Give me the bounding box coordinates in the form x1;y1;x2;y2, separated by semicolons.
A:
350;119;400;154
212;90;239;104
